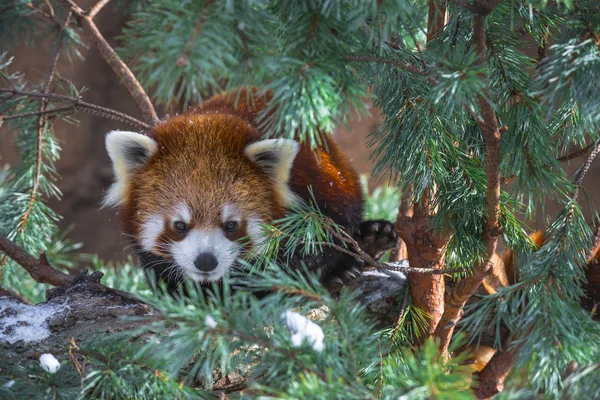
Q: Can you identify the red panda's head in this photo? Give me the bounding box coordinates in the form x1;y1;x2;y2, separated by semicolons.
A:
104;113;299;283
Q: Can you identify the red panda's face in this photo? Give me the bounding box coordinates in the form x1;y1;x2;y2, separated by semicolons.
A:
103;114;299;283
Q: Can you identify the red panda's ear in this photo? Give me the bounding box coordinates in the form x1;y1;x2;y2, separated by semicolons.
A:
103;130;158;208
244;139;300;205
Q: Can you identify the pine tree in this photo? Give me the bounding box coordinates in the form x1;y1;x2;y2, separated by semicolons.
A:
1;0;600;399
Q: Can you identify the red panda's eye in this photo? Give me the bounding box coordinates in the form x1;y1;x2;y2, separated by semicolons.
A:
174;221;187;233
224;221;239;233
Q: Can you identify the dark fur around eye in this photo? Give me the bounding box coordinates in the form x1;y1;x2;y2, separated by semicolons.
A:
224;221;239;232
174;221;187;233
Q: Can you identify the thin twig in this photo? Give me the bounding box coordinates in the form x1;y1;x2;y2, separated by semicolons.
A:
0;105;76;121
347;55;432;79
322;224;464;275
63;0;160;126
26;3;62;27
0;88;151;130
0;233;72;286
88;0;112;19
574;139;600;192
557;142;597;162
18;10;72;233
500;142;598;186
43;0;55;18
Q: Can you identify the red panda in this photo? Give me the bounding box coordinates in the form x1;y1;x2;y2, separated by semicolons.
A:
104;89;397;292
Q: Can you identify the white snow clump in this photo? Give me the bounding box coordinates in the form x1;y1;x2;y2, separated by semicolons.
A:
204;315;217;330
0;298;69;344
39;353;61;374
282;310;325;352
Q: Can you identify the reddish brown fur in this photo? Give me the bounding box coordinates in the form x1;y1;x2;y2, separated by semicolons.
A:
120;88;362;256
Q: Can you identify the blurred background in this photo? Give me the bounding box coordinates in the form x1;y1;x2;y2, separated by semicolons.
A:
1;2;598;263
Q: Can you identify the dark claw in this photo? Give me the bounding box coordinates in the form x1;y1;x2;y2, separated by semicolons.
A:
325;276;344;293
341;266;361;283
355;219;398;261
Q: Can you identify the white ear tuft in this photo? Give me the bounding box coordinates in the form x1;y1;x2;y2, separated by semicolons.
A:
244;138;300;205
103;130;158;208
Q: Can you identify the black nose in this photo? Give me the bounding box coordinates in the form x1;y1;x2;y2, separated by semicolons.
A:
194;253;218;272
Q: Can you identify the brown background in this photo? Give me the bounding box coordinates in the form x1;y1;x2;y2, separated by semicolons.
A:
1;5;598;264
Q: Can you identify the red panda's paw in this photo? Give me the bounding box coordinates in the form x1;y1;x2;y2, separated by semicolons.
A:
356;220;398;261
324;265;363;294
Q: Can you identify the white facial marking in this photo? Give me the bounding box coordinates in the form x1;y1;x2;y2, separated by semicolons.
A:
171;228;240;282
222;203;241;224
247;216;266;247
174;202;192;223
140;214;164;252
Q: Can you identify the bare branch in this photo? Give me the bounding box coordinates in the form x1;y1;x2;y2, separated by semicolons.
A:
324;223;462;275
557;142;597;163
88;0;112;19
26;2;62;27
64;0;160;126
574;139;600;190
0;105;75;121
0;234;72;287
0;88;152;130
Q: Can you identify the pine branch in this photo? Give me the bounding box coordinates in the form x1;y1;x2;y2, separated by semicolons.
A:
177;0;214;67
62;0;160;126
435;11;503;355
426;0;447;42
448;0;503;14
473;132;600;400
347;56;437;83
0;88;152;130
0;233;72;287
499;142;598;185
17;10;71;234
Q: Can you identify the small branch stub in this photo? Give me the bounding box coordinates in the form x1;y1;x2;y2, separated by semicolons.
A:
0;234;72;287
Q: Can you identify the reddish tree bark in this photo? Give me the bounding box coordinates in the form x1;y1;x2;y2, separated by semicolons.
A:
398;204;450;338
395;0;450;339
435;10;503;355
475;344;522;399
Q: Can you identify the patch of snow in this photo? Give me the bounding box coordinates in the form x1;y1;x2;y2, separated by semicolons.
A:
204;315;217;330
282;310;324;352
39;353;61;373
0;298;69;344
360;268;407;304
3;380;15;388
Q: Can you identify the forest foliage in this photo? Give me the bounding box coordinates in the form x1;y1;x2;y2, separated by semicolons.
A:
1;0;600;398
